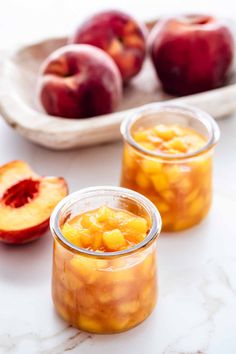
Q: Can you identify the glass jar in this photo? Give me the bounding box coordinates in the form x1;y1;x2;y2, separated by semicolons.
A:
50;186;161;334
120;103;220;232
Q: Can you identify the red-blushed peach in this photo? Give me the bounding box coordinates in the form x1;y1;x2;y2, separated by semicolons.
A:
0;160;68;244
37;44;122;119
149;14;234;95
69;10;147;83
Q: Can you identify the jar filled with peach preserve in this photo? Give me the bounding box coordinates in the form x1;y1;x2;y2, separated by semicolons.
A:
120;103;220;232
50;186;161;334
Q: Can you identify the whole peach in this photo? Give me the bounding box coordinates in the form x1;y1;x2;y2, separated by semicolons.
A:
149;15;234;95
69;10;147;83
37;44;122;118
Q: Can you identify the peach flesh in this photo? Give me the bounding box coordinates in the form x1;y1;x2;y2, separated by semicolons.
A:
0;160;68;244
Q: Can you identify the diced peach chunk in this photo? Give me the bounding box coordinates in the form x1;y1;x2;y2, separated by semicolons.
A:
97;205;113;222
61;224;82;247
70;256;98;284
165;165;182;183
79;229;93;248
154;124;176;140
164;137;187;153
134;130;149;142
151;174;169;191
161;192;174;204
136;172;150;189
118;300;139;314
103;229;126;251
108;317;130;331
77;315;103;333
142;159;162;174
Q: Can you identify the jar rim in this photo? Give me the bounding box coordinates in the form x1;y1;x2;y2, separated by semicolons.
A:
50;186;162;258
120;102;220;160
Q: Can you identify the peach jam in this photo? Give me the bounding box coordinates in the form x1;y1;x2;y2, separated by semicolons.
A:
50;187;161;334
120;104;220;231
62;206;149;252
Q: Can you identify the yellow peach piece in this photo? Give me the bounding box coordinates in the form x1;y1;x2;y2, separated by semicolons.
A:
160;190;175;202
118;300;139;314
77;229;93;248
136;172;150;189
77;315;103;333
156;200;169;213
80;214;92;228
154;124;176;140
134;130;149;142
185;189;199;204
61;224;81;247
141;284;154;302
188;196;205;216
177;178;192;194
70;256;98;284
110;269;135;283
103;229;126;251
165;165;182;183
151;174;169;192
112;284;131;300
125;217;148;235
66;270;83;291
164;137;187;153
98;292;112;304
108;317;130;331
97;205;113;222
80;214;101;233
123;146;136;169
142;159;162;174
92;232;103;251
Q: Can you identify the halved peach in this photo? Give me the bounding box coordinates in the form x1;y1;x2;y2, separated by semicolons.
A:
0;160;68;244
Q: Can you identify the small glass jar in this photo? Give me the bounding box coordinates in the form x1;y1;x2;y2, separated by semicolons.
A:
50;186;161;334
120;103;220;232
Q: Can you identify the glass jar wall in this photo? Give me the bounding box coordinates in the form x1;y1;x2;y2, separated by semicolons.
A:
50;186;161;333
120;104;220;231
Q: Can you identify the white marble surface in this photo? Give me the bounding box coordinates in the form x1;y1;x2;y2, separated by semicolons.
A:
0;1;236;353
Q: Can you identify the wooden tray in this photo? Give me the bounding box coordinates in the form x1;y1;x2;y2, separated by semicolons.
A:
0;34;236;150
